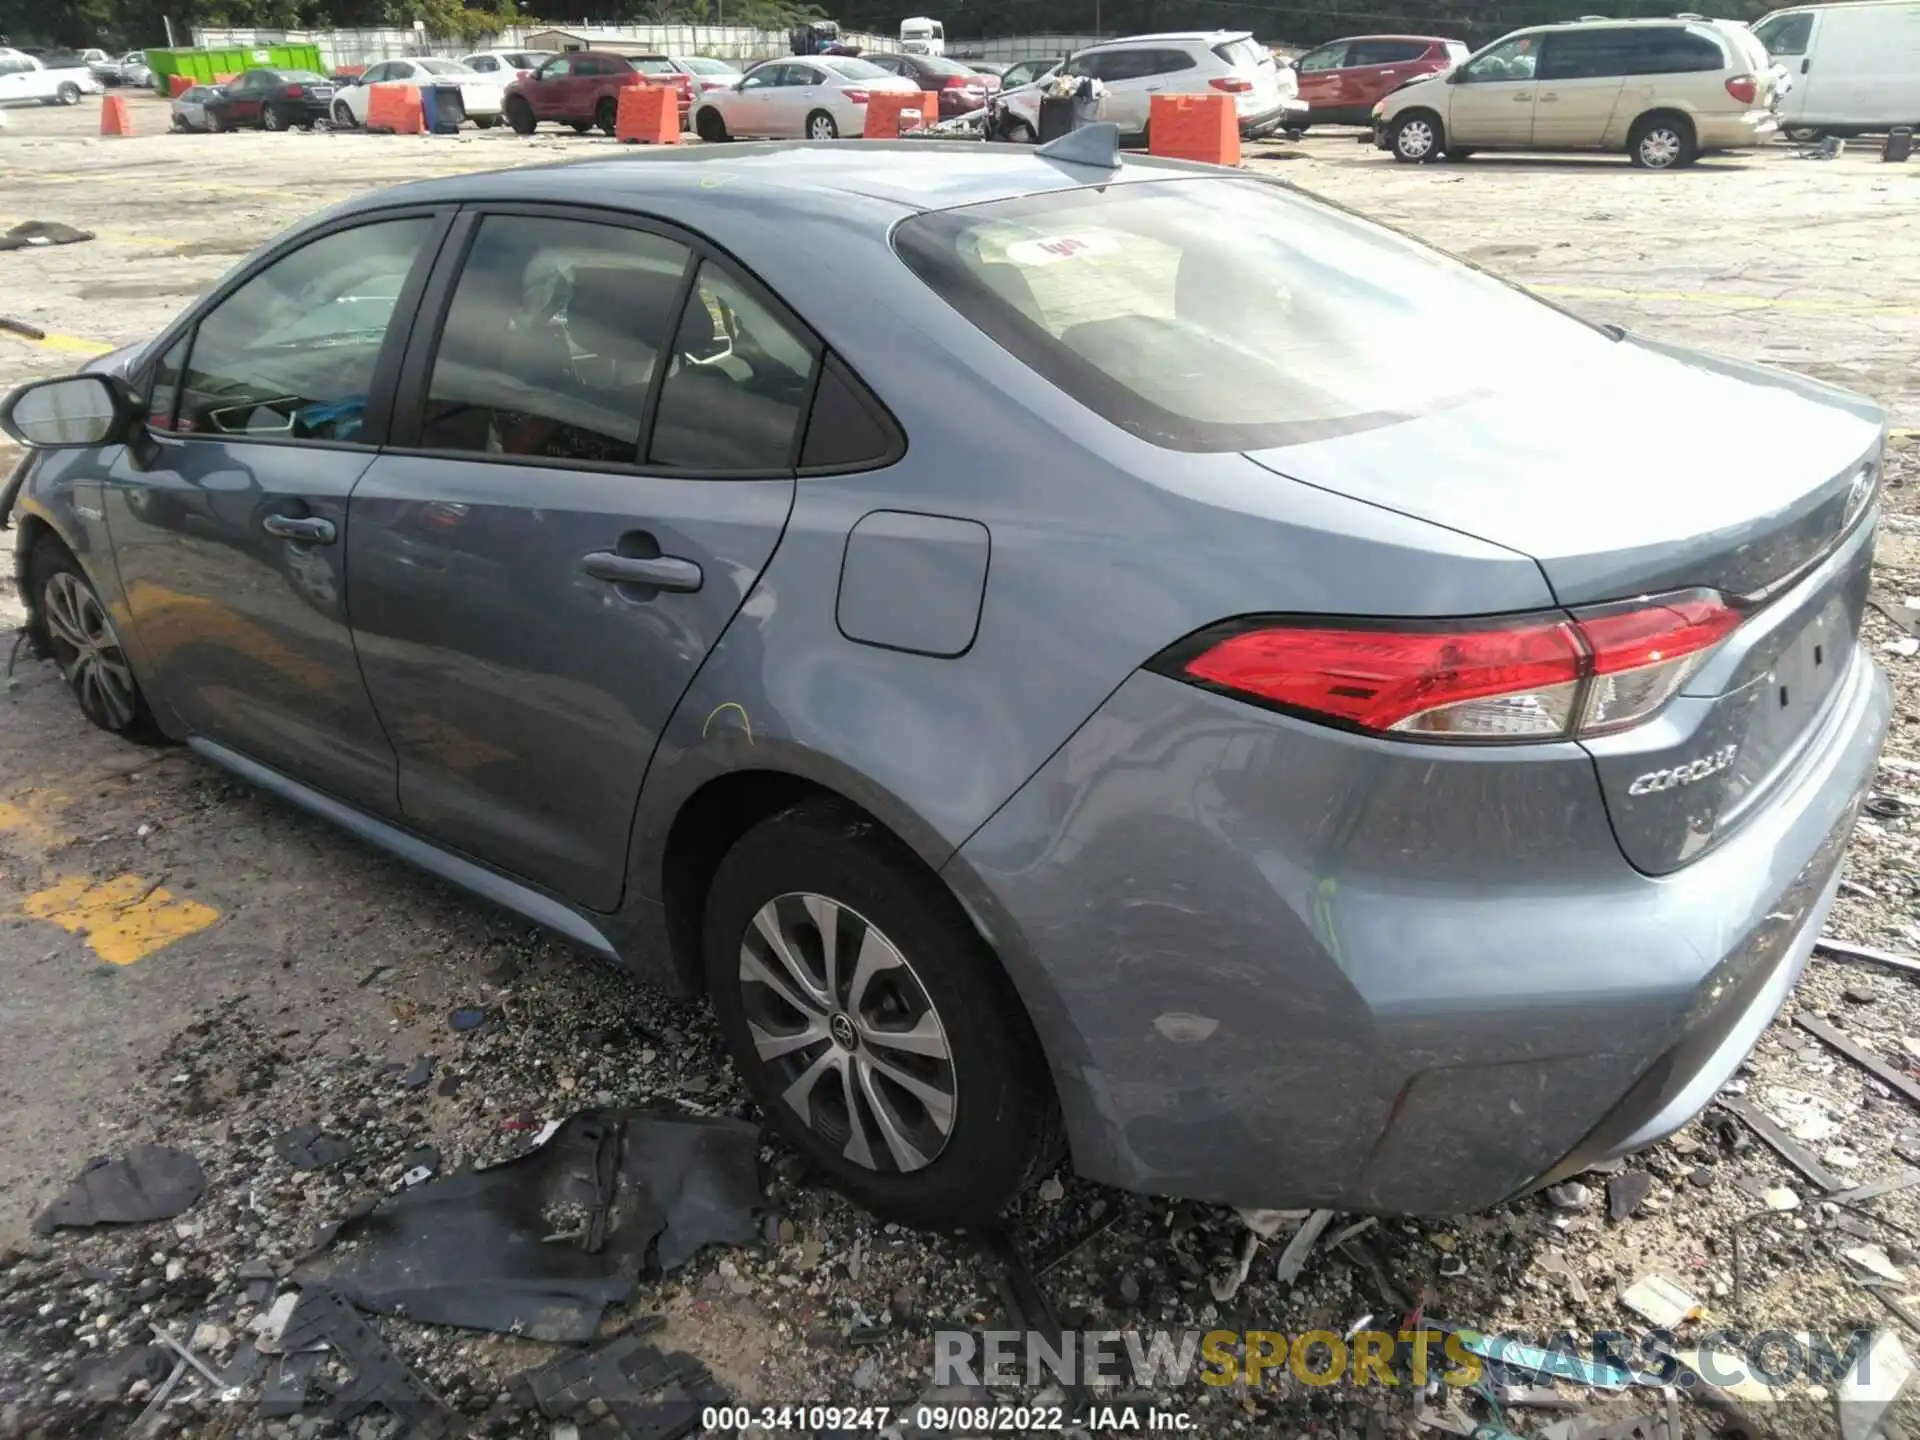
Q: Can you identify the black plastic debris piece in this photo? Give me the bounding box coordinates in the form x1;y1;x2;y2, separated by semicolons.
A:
1609;1171;1654;1221
32;1145;205;1235
259;1349;322;1418
400;1055;436;1091
622;1112;763;1271
297;1194;380;1263
272;1287;453;1435
514;1330;730;1440
0;220;96;252
72;1343;171;1402
976;1224;1061;1339
297;1112;666;1341
276;1124;354;1172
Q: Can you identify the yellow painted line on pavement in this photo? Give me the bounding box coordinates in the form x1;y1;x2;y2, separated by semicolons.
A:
0;329;114;356
2;787;219;965
1532;284;1920;318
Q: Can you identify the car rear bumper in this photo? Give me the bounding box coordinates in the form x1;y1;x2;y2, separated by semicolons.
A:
1695;108;1779;148
1239;95;1309;138
950;641;1890;1214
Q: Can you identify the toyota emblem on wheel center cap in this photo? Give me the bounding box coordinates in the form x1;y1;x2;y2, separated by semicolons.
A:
829;1013;858;1050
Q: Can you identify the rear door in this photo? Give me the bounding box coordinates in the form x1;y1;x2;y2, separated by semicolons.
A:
1345;38;1432;109
106;208;450;817
1445;33;1541;144
348;207;816;909
1532;29;1629;148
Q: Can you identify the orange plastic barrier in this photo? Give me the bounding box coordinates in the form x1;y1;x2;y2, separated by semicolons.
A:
167;74;193;97
1148;93;1239;167
101;94;133;136
211;73;237;85
861;90;935;138
616;83;678;145
366;82;424;135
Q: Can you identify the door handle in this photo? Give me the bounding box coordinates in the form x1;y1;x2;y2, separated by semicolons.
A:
1514;92;1532;102
580;550;703;593
263;514;336;544
1801;57;1810;73
1540;92;1558;102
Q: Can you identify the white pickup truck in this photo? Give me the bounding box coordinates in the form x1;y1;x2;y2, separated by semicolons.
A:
0;48;105;107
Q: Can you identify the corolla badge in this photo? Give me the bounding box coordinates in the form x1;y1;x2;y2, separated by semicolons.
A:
1846;464;1878;526
1629;745;1738;796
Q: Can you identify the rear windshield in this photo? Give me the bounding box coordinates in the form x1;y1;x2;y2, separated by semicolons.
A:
417;59;474;75
629;56;677;74
679;56;737;74
918;56;976;77
893;177;1618;452
1211;37;1267;69
278;70;327;84
822;56;889;79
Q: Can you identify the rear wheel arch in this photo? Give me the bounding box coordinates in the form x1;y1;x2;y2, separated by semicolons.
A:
1628;108;1697;167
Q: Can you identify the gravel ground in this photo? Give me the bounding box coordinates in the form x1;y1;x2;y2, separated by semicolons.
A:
4;94;1920;1440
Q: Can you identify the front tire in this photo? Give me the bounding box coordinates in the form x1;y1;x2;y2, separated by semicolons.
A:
695;106;729;142
331;99;355;127
506;96;536;134
28;537;157;740
806;108;838;140
1629;113;1696;169
704;802;1056;1230
595;97;616;135
1390;110;1440;162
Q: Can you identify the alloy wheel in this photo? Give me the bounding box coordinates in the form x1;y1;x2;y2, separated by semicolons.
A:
263;105;283;130
808;112;837;140
1639;126;1682;168
42;571;138;730
738;892;956;1174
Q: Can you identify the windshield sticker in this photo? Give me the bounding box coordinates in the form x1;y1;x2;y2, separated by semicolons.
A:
1005;232;1121;267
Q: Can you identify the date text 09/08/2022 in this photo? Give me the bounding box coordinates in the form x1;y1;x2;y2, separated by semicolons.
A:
699;1406;1197;1432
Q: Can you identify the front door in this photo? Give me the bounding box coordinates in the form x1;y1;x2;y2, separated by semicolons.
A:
768;62;826;135
105;211;448;816
348;209;816;909
730;63;782;133
1530;30;1628;148
528;55;571;119
1753;9;1816;124
1445;34;1541;145
1292;41;1351;115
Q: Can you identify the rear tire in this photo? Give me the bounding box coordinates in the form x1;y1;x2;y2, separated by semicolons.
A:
595;97;616;135
56;82;82;106
473;113;499;128
1629;112;1696;169
506;96;536;134
1001;116;1035;144
805;108;838;140
262;103;285;131
703;802;1057;1230
695;106;729;142
27;536;160;742
1390;109;1441;162
209;111;230;133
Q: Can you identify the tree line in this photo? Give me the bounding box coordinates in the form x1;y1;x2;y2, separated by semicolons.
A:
4;0;1780;55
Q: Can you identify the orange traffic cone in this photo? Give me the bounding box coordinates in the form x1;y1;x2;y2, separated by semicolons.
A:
101;94;133;137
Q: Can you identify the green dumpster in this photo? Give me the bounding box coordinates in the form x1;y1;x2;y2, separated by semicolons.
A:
143;44;327;95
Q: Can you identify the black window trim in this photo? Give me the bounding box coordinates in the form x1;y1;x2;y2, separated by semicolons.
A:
384;199;903;481
134;203;456;456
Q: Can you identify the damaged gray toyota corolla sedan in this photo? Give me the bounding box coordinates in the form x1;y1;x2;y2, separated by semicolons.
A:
0;142;1891;1230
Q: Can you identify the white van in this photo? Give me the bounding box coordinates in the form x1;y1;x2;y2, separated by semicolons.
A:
1752;0;1920;137
900;17;945;56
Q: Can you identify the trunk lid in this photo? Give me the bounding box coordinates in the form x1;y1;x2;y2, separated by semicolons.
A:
1245;335;1884;874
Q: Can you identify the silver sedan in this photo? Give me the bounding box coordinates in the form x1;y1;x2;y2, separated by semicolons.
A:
690;55;920;141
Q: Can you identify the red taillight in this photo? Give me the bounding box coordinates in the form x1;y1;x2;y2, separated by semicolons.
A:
285;83;304;97
1162;591;1742;742
845;88;870;103
1209;76;1253;93
1725;73;1757;104
943;74;978;87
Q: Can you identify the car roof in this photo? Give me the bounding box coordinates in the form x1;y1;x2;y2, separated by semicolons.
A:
1323;33;1456;45
1515;15;1726;30
1079;30;1252;50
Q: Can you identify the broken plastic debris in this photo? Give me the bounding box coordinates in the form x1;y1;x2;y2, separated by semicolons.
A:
275;1124;353;1172
274;1287;454;1435
1607;1171;1652;1221
1844;1245;1907;1283
1838;1329;1915;1440
32;1145;205;1235
513;1328;728;1437
1764;1186;1801;1211
1620;1273;1703;1329
1545;1182;1592;1210
1272;1208;1337;1285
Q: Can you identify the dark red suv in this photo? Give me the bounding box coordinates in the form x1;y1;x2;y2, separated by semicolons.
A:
1289;34;1468;128
863;51;1000;119
503;51;689;135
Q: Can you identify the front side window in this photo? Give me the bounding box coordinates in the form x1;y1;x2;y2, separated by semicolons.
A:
174;217;433;442
894;177;1619;453
1295;42;1349;72
1753;11;1813;56
649;262;817;471
419;216;691;464
1461;35;1539;82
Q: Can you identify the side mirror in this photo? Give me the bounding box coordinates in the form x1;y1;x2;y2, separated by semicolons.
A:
0;373;139;449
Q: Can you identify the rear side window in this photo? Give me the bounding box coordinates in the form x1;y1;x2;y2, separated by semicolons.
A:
1349;40;1431;66
175;217;433;442
419;215;691;464
649;262;818;471
894;177;1618;453
1538;30;1641;81
1620;28;1726;74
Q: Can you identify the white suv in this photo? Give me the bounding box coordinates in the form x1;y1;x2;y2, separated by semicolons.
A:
1373;17;1779;168
1000;30;1306;144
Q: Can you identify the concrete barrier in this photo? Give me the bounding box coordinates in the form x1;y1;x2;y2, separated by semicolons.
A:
1149;93;1239;167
